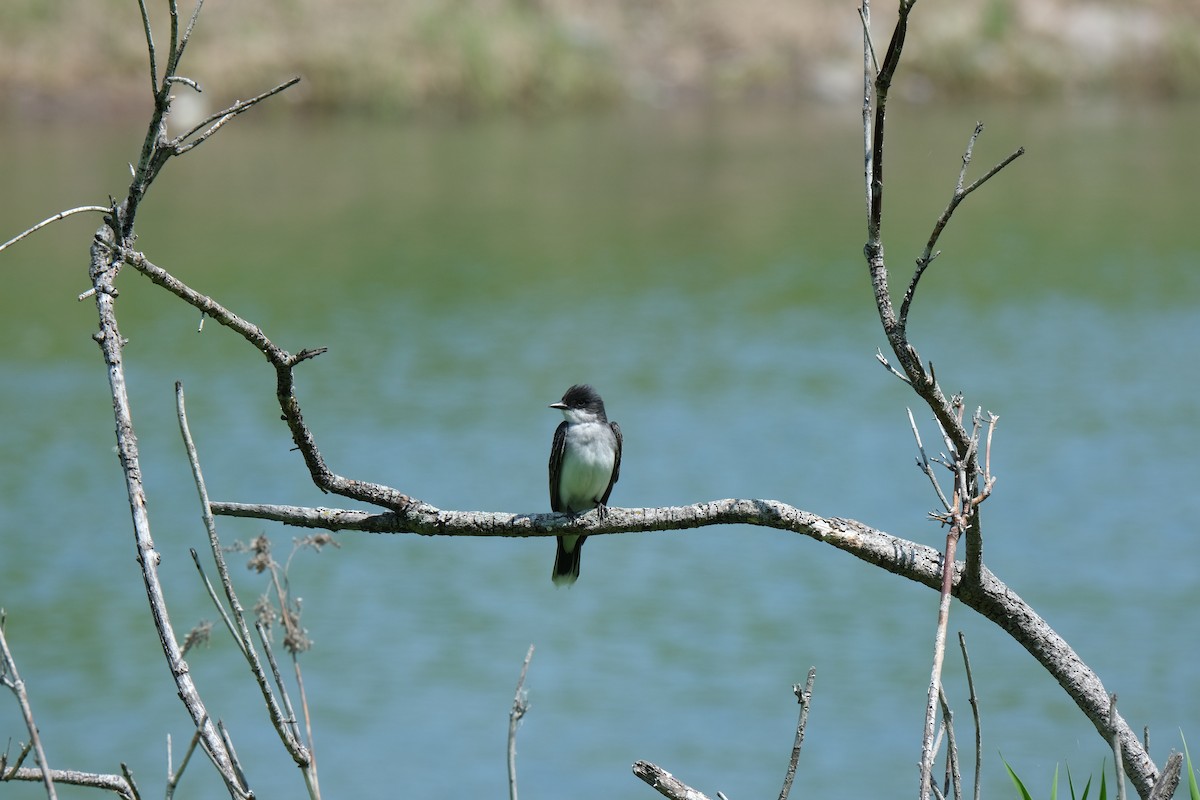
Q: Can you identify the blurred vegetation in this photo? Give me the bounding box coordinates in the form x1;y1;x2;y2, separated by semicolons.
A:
1;0;1198;118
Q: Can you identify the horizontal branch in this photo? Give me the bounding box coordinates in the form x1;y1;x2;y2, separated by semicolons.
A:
211;495;1156;790
4;767;135;799
210;498;942;583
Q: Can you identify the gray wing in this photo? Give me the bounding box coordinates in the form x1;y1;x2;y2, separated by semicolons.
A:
599;421;622;506
549;420;568;512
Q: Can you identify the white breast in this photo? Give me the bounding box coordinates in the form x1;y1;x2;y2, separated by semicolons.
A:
557;421;616;512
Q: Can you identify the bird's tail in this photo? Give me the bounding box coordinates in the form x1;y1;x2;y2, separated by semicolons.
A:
551;534;586;586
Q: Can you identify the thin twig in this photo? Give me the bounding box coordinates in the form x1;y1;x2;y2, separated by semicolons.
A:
508;645;535;800
937;688;962;800
0;206;110;255
291;658;320;800
1110;694;1128;800
777;668;817;800
175;0;206;67
877;349;912;384
189;549;248;658
957;633;982;800
165;728;202;800
4;741;35;777
172;78;301;155
256;622;305;747
164;0;182;78
919;514;962;800
860;0;874;223
900;124;1024;327
858;6;879;77
135;0;157;91
909;408;953;514
0;618;57;799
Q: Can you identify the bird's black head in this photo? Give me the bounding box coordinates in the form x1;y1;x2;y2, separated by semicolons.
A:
552;384;607;416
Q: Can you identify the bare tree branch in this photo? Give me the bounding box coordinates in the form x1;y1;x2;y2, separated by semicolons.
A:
4;767;135;799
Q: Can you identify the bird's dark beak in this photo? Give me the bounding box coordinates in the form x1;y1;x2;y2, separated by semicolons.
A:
549;402;567;410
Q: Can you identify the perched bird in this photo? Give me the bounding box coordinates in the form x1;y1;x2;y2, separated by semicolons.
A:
547;384;622;585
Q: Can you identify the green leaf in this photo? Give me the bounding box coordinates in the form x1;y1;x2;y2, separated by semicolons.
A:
1066;763;1092;800
1004;755;1035;800
1182;731;1199;800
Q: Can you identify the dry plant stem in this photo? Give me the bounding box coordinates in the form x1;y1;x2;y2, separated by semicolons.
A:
919;522;961;799
908;408;953;514
189;550;248;658
937;688;962;800
256;623;301;742
175;382;316;794
166;729;203;800
508;644;535;800
0;619;57;799
777;668;817;800
1111;695;1128;800
632;761;714;800
957;633;982;800
2;742;34;779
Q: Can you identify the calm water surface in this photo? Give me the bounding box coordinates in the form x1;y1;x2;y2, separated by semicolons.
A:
1;101;1198;798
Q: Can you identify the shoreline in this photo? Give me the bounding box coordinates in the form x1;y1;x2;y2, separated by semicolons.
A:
2;1;1198;120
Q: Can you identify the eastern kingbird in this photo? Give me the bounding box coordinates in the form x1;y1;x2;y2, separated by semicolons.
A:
548;384;622;586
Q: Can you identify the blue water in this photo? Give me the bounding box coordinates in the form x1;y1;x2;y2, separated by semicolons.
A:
1;105;1198;799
